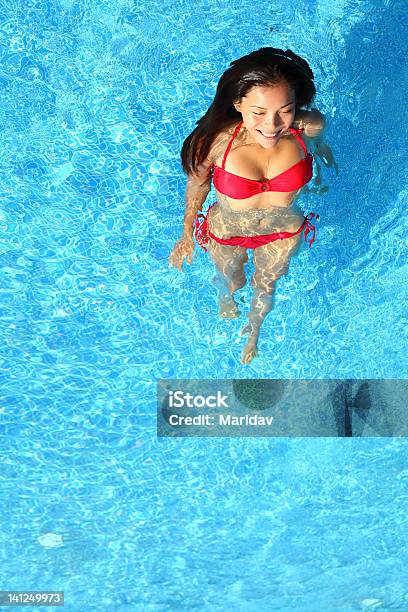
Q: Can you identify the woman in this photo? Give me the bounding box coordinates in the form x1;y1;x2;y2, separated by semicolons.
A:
169;47;327;364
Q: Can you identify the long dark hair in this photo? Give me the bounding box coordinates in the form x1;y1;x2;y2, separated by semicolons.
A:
181;47;316;175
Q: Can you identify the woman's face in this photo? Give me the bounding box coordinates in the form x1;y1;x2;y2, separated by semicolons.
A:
233;81;296;148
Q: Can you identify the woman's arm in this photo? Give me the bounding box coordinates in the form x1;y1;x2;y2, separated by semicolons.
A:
181;164;212;239
294;108;338;175
169;156;213;270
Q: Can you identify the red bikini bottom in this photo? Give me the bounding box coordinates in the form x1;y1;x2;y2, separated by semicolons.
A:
194;203;319;252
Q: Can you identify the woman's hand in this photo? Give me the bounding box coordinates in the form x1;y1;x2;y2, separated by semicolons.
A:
169;235;195;270
314;141;339;175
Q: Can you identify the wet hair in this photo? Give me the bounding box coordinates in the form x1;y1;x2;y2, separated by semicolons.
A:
181;47;316;175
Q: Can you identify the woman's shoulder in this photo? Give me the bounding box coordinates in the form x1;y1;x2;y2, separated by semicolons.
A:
188;124;236;181
292;109;326;139
214;120;241;144
205;121;240;165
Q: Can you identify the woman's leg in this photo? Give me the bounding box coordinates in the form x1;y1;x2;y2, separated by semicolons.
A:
207;239;248;318
240;232;302;364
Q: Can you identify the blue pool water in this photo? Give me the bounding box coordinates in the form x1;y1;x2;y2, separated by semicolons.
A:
0;0;407;609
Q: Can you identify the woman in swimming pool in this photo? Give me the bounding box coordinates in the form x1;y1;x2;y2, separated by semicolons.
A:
169;47;331;365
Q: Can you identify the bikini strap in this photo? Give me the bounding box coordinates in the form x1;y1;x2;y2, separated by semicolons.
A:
221;121;243;169
288;127;308;156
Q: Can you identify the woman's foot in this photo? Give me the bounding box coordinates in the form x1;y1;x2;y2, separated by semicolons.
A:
241;336;259;364
240;323;260;364
219;294;240;319
230;277;247;293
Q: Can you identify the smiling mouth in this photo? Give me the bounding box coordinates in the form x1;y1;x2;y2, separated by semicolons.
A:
257;130;281;138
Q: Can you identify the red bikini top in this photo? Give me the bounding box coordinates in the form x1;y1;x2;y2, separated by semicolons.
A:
211;120;313;198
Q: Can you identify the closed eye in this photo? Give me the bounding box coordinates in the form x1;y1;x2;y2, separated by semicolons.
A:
253;110;293;115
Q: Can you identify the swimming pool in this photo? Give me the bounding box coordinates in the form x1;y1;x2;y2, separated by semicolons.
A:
0;0;407;609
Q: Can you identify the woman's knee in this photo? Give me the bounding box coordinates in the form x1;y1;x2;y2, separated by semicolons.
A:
251;275;276;293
